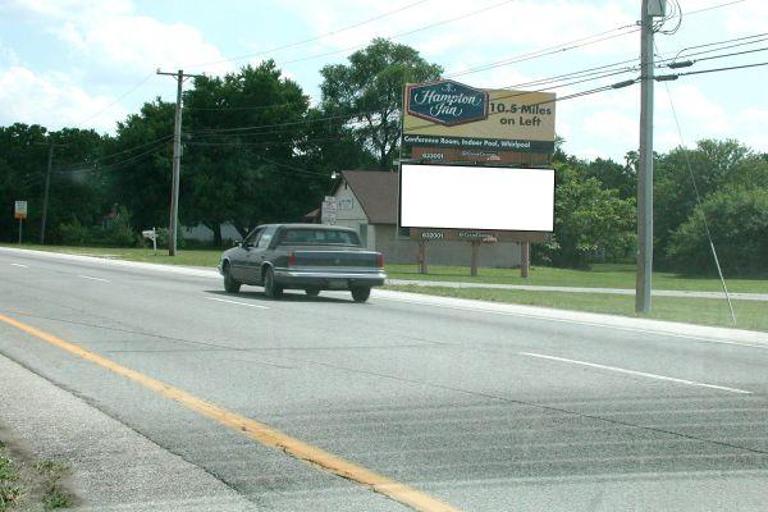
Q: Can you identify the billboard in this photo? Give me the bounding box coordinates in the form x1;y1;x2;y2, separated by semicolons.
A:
399;164;554;232
403;80;556;153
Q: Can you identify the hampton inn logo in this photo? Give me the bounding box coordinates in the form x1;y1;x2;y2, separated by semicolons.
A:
406;80;489;127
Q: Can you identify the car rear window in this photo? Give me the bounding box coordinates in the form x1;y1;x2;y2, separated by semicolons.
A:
278;228;361;246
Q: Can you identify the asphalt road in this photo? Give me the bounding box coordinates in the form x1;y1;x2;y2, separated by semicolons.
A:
1;249;767;511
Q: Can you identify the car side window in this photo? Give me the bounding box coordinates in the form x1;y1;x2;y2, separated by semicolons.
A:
244;228;262;247
256;226;277;249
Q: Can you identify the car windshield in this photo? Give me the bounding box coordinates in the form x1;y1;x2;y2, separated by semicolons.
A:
278;228;360;246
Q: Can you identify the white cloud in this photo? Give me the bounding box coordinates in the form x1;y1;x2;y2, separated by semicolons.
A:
723;1;768;34
581;109;637;147
0;66;123;133
7;0;230;75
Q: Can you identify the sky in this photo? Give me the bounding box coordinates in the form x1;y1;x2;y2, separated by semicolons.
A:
0;0;766;161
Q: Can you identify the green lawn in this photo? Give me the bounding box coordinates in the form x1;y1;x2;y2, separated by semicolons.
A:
387;263;768;294
4;243;768;294
386;284;768;332
3;244;222;268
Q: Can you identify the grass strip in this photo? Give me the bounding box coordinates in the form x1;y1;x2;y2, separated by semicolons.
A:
386;284;768;332
0;440;73;511
4;244;768;294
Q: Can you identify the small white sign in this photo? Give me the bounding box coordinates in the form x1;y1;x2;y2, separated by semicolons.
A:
14;200;28;220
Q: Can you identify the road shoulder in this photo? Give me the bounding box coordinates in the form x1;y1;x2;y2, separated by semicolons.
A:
0;353;255;512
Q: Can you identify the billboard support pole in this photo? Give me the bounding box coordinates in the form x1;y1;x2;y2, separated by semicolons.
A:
417;240;428;274
18;218;23;245
520;241;530;278
470;241;480;276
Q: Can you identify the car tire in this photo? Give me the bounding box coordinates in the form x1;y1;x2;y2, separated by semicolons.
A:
351;287;371;303
223;263;241;293
305;288;320;297
263;267;283;299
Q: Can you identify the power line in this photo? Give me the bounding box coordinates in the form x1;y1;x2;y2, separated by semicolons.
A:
76;72;155;128
184;0;430;70
656;60;768;80
270;0;516;69
669;31;768;61
55;140;170;175
654;41;736;325
447;25;639;79
51;135;173;174
659;45;768;69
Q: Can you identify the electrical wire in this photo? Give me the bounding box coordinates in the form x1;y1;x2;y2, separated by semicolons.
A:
273;0;516;69
656;60;768;80
447;26;639;79
75;72;155;127
55;140;170;176
659;45;768;69
654;41;736;325
184;0;431;70
669;31;768;61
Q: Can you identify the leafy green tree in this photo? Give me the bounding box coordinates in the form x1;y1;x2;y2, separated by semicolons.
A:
654;139;760;266
667;187;768;275
583;157;636;200
0;124;109;243
320;38;443;170
107;98;174;232
537;164;636;268
183;62;328;244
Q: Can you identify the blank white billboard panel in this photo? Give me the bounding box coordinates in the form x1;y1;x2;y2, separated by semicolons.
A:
400;164;554;232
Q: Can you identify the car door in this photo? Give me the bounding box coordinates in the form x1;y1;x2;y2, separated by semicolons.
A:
244;225;278;285
230;227;262;281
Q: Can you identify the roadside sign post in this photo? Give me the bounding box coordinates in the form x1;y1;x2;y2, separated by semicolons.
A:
14;201;28;245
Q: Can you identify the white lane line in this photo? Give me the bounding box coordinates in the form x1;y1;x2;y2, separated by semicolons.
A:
10;263;29;268
204;297;269;310
77;274;111;283
519;352;752;395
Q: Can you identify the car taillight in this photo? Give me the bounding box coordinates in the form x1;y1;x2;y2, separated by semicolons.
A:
288;252;297;266
376;253;384;268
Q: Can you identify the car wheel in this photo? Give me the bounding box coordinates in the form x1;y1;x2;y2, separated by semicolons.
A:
223;263;241;293
305;288;320;297
263;267;283;299
351;287;371;303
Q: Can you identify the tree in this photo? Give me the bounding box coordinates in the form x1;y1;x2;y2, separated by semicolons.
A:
537;164;636;268
183;62;328;244
667;187;768;275
0;124;109;243
320;38;443;170
107;98;175;232
654;139;759;267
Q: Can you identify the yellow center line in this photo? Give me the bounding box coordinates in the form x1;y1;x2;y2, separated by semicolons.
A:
0;312;460;512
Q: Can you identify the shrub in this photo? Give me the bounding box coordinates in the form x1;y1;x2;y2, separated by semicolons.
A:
667;187;768;275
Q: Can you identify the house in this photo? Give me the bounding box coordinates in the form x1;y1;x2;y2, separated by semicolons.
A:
327;170;522;267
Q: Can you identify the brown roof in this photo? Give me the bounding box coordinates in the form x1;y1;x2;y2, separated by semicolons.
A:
339;170;398;224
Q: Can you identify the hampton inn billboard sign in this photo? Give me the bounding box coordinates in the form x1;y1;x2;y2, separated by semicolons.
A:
403;79;556;153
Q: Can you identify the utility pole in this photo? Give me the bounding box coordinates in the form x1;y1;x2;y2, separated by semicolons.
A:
636;0;665;314
39;139;54;244
157;69;203;256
